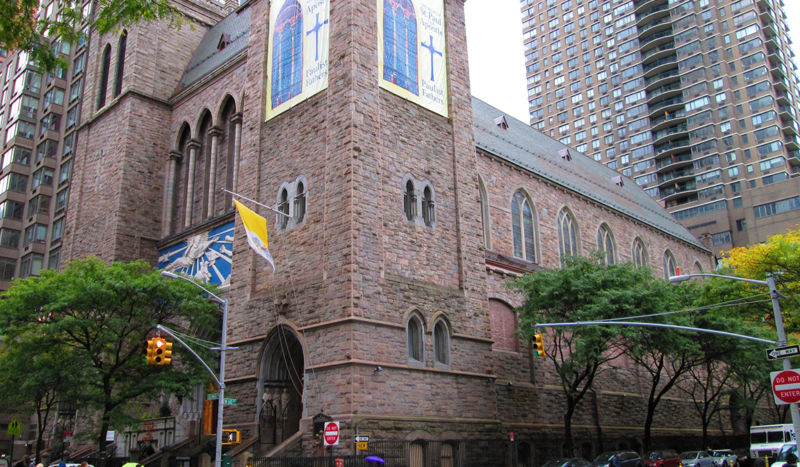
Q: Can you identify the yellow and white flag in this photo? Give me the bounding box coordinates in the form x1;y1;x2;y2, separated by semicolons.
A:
234;200;275;273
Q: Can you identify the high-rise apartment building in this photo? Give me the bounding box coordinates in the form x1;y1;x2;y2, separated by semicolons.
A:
0;2;92;289
521;0;800;257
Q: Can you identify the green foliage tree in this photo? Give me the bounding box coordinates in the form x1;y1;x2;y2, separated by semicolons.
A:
0;336;83;464
1;0;184;72
512;254;672;453
0;258;219;457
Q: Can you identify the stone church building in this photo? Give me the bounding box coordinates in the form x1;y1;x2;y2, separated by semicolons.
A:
58;0;738;463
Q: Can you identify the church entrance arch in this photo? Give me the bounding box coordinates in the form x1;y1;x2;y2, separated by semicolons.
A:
258;326;305;447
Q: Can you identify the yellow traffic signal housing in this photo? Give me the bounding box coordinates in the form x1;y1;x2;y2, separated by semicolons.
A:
146;338;158;365
533;333;546;358
152;337;173;365
221;429;241;445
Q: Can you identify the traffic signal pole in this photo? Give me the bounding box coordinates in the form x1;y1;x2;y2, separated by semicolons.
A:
160;271;234;467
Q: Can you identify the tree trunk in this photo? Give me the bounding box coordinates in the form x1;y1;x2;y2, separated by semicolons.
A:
98;416;110;467
565;399;576;456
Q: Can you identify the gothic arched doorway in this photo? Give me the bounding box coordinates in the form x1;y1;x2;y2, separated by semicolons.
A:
258;326;304;447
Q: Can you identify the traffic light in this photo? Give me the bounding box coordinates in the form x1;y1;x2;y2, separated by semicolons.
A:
533;333;546;358
146;338;158;365
221;429;241;445
145;337;173;365
154;337;172;365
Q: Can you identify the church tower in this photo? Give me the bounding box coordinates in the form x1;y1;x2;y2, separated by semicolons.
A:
223;0;495;453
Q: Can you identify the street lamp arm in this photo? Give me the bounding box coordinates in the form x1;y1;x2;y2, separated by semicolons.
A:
669;273;769;286
156;325;222;388
534;320;779;345
160;271;224;304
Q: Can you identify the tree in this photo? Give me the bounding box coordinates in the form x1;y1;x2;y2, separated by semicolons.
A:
722;226;800;331
1;0;183;72
0;258;220;458
617;279;704;451
0;337;83;464
512;254;669;453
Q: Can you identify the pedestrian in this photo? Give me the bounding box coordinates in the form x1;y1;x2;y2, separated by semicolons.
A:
611;453;622;467
785;453;798;467
573;447;581;458
752;456;766;467
57;457;66;467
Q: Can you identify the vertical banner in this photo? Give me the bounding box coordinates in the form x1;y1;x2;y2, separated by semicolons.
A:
377;0;449;117
266;0;330;121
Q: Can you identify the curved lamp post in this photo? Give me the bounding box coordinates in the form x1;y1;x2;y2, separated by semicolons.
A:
161;271;229;467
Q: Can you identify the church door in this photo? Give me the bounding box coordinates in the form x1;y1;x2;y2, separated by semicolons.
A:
258;326;305;447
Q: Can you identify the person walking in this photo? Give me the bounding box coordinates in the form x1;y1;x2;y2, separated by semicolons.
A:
611;453;623;467
784;453;798;467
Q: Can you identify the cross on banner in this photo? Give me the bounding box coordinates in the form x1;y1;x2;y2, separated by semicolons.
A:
420;35;442;82
306;13;329;62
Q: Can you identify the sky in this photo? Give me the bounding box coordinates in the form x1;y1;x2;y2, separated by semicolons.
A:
464;0;800;126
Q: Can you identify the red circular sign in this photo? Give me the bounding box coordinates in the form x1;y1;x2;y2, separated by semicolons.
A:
773;370;800;404
324;422;339;446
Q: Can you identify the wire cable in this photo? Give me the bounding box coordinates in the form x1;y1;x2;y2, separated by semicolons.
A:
601;294;772;322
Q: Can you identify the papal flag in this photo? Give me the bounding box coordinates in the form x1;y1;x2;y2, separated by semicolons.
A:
234;199;275;273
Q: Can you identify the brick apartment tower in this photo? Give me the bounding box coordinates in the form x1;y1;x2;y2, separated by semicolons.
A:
520;0;800;257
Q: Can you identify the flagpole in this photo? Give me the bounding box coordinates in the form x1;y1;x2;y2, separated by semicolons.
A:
224;189;290;218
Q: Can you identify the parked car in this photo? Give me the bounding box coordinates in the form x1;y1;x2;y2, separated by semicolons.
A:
645;450;682;467
681;451;716;467
592;451;646;467
543;458;594;467
708;449;738;467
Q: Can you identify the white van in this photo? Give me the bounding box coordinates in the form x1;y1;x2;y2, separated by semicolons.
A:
751;424;796;458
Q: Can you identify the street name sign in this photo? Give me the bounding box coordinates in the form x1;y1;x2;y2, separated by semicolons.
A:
767;345;800;360
207;394;220;400
354;435;370;443
771;369;800;405
223;398;237;405
323;421;340;446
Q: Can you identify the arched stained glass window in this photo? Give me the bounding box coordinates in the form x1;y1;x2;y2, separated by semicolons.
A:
271;0;303;108
404;179;416;221
663;250;677;280
632;237;648;268
511;192;536;262
407;314;424;363
383;0;419;95
557;208;579;259
597;224;616;265
98;44;111;108
114;31;127;97
422;186;435;227
433;319;450;366
278;188;289;229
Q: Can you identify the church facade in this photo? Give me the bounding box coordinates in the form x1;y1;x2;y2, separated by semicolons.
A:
59;0;736;463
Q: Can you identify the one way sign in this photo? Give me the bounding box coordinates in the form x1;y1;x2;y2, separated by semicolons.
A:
767;345;800;360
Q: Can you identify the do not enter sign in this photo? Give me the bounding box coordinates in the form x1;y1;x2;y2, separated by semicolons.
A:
772;370;800;405
323;422;340;446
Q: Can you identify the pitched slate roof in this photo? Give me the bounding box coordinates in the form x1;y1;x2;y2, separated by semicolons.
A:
472;97;707;250
180;7;250;88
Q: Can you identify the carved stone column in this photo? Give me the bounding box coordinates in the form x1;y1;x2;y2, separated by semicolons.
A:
207;127;223;218
184;139;201;228
231;113;243;205
164;150;182;236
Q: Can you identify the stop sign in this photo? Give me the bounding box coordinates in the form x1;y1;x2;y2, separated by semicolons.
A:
771;370;800;405
323;421;340;446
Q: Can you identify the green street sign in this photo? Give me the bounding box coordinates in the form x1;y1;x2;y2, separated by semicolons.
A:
8;419;21;436
223;398;237;405
206;394;220;400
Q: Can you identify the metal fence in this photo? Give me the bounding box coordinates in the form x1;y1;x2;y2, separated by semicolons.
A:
251;456;369;467
76;457;131;467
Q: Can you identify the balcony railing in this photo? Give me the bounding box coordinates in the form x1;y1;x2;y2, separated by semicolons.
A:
648;82;682;100
642;42;676;61
654;123;688;140
649;95;684;113
645;68;680;86
656;152;693;169
650;109;686;126
643;55;677;73
779;105;797;118
662;181;697;196
640;29;674;47
640;15;672;34
639;3;670;18
659;167;695;183
655;139;690;156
